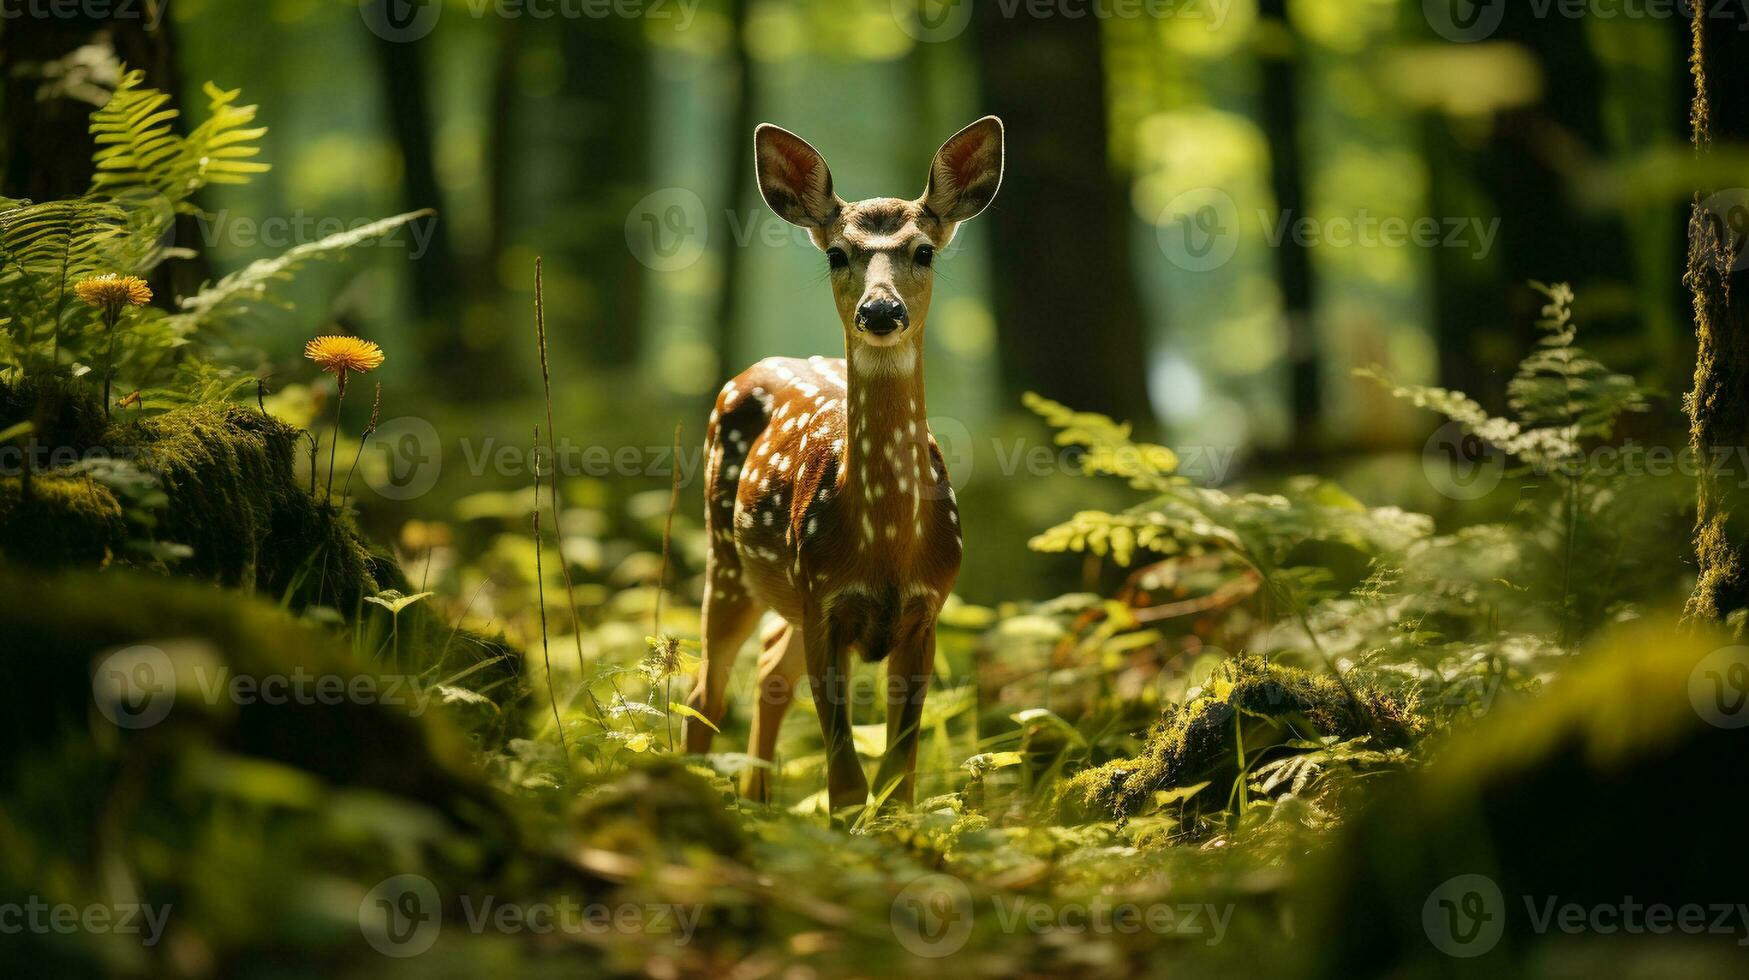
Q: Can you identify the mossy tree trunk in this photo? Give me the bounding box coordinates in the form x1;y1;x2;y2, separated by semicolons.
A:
1682;8;1749;628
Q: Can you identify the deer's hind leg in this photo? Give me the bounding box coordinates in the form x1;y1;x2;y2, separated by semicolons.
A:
684;435;763;752
743;621;805;802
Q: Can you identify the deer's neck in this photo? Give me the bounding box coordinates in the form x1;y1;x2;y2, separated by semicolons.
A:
840;341;932;551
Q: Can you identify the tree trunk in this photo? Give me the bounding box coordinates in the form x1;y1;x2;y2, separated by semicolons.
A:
970;10;1152;425
370;31;514;397
710;0;755;380
1257;0;1319;447
1;5;211;300
1422;7;1635;406
1682;7;1749;627
557;20;649;371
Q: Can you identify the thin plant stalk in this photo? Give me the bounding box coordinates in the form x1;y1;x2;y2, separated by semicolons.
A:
655;423;682;751
340;383;383;504
533;425;571;764
533;257;616;734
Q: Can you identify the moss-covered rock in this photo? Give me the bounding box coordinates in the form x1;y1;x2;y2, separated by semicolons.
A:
0;470;127;566
571;757;748;863
0;564;535;976
1067;657;1423;823
0;375;379;608
1298;618;1749;977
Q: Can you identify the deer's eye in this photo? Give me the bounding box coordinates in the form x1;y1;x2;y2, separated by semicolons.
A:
914;244;935;268
826;247;849;271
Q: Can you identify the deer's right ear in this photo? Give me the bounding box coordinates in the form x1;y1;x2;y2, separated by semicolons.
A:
755;124;842;230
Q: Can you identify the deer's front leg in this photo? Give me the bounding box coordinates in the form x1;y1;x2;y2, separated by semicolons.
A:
872;615;936;810
803;607;868;817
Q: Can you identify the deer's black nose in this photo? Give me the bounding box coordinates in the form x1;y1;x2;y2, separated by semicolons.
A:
856;297;908;335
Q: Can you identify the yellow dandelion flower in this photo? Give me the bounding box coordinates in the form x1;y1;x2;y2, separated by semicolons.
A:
74;274;153;316
303;335;385;377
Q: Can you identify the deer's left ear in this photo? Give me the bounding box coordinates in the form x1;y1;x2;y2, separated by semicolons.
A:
921;115;1004;224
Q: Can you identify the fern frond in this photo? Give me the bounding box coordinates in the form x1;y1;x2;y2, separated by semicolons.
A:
1507;281;1647;441
89;69;269;205
167;209;434;335
1023;391;1180;491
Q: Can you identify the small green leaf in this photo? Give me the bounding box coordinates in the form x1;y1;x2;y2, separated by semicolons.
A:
668;702;719;733
364;589;435;615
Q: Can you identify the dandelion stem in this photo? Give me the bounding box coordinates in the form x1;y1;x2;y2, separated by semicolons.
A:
323;371;346;506
101;309;118;418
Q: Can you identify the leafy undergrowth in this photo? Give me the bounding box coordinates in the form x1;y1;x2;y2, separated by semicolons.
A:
2;72;1742;975
1066;657;1423;834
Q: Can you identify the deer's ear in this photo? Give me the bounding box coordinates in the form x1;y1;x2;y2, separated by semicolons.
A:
921;115;1004;224
755;124;841;230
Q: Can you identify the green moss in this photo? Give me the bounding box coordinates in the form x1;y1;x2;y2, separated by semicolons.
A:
571;757;748;862
0;471;126;566
1299;617;1749;976
1067;657;1423;823
0;377;380;608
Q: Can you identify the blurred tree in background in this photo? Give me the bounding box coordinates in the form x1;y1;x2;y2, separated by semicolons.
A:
1;0;1731;599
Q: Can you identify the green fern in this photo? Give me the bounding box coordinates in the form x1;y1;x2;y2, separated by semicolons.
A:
1361;281;1646;473
89;70;269;207
167;210;434;336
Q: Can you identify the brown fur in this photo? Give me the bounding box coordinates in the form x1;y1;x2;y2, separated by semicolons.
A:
686;117;1004;813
